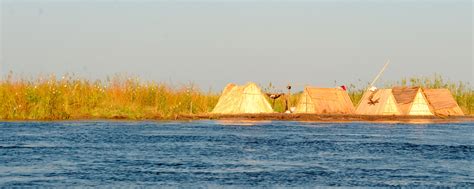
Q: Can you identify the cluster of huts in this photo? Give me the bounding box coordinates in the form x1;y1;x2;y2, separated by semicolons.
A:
212;82;464;117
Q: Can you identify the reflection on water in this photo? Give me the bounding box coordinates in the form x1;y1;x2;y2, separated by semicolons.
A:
0;121;473;187
216;120;272;126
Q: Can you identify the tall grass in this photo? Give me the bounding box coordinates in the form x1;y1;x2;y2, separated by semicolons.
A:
0;73;472;120
0;73;219;120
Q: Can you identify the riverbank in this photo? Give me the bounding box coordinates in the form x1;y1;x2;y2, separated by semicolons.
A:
2;114;473;124
177;114;474;124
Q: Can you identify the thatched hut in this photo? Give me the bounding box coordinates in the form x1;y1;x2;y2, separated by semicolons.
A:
423;89;464;116
294;87;355;114
356;89;401;115
391;87;434;116
212;82;274;114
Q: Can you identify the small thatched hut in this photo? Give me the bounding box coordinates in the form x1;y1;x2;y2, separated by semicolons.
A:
294;87;355;114
212;82;274;114
392;87;433;116
355;89;401;115
423;89;464;116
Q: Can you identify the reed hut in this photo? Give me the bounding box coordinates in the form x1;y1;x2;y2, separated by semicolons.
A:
294;87;355;114
212;82;274;114
355;89;402;115
392;87;433;116
423;89;464;116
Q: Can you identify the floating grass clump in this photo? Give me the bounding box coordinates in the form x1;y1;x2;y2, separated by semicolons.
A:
0;73;472;120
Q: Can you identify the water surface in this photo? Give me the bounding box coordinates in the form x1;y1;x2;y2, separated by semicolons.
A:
0;121;473;187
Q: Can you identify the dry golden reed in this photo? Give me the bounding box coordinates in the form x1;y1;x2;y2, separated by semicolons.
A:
0;73;219;120
0;73;471;120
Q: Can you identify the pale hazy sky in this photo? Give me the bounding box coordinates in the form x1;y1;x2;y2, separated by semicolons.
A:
1;0;472;90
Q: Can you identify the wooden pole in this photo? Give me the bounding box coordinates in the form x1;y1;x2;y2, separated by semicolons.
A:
286;84;292;111
368;59;391;90
356;59;391;108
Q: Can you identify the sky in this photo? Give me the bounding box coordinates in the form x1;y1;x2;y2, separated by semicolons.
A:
1;0;472;91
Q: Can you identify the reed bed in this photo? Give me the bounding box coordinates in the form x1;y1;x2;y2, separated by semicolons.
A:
0;73;472;120
0;74;219;120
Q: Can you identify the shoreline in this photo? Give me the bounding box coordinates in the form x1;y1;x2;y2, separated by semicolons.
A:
1;114;473;124
178;114;474;124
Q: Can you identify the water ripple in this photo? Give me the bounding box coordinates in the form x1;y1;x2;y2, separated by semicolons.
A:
0;121;473;187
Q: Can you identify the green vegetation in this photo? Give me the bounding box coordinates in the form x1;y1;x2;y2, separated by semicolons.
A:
0;73;472;120
0;73;219;120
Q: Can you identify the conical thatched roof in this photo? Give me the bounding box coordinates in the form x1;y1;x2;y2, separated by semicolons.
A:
211;82;274;114
294;87;355;114
423;89;464;116
392;87;433;115
356;89;401;115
